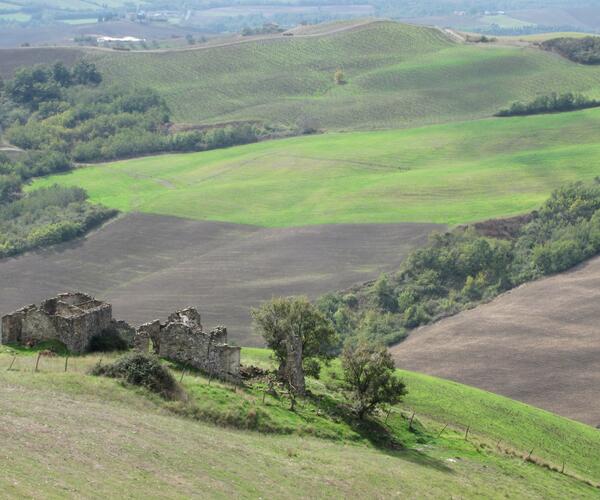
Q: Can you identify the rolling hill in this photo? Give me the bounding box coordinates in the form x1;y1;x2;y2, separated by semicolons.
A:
87;21;600;129
391;254;600;427
0;348;598;498
33;107;600;227
4;21;600;130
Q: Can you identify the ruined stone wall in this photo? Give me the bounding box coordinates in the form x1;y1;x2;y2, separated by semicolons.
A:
158;323;240;381
20;308;61;347
1;309;27;344
136;308;240;381
1;294;113;353
69;303;112;352
134;320;161;353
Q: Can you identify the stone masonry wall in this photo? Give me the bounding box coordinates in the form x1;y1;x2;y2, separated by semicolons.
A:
1;293;113;353
134;308;240;381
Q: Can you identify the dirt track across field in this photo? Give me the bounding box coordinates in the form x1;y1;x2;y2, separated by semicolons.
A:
0;213;441;346
391;258;600;426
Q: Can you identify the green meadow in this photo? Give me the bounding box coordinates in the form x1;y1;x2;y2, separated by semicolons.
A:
34;108;600;227
90;21;600;130
0;346;598;497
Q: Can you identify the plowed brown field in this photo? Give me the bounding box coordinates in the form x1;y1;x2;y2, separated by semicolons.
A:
391;257;600;426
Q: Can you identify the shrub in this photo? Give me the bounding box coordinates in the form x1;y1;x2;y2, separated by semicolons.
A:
341;339;407;419
90;353;182;400
89;326;129;352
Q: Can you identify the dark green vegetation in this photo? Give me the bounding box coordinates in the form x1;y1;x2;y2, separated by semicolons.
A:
496;92;600;116
542;36;600;64
91;352;182;400
0;151;115;258
320;181;600;347
1;346;599;497
0;63;117;258
341;340;406;419
0;61;266;163
251;296;337;383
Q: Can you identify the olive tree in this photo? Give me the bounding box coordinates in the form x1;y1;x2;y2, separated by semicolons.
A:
341;339;407;419
252;296;337;395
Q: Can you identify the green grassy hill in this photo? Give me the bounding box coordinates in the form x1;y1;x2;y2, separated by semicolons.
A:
34;107;600;226
3;21;600;130
85;21;600;129
0;347;598;498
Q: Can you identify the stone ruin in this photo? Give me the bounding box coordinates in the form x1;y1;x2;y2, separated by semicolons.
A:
1;292;116;353
133;307;241;382
0;293;240;381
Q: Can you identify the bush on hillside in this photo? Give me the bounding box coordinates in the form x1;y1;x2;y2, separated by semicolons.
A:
341;339;407;419
89;326;129;352
496;92;600;117
90;353;182;400
541;37;600;65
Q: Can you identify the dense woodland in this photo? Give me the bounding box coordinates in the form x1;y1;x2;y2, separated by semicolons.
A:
496;92;600;116
541;37;600;65
319;181;600;347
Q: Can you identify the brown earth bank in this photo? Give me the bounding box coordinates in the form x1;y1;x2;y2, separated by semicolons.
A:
0;213;442;346
391;257;600;427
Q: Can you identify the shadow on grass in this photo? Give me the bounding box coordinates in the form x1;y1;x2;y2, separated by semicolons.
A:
307;391;453;473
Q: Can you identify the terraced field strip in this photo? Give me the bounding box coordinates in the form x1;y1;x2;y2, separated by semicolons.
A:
34;108;600;227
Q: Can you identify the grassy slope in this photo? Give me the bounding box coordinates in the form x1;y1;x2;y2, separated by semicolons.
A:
87;21;600;130
0;347;598;498
34;107;600;226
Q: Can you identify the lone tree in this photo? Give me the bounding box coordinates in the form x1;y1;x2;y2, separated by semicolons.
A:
341;339;407;419
252;296;337;396
334;68;345;85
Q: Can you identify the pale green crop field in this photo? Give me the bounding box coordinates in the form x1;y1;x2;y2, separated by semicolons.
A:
34;108;600;227
89;21;600;130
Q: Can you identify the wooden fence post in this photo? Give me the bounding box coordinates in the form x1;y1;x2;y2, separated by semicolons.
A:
409;411;415;430
437;423;448;438
64;355;69;372
34;352;42;372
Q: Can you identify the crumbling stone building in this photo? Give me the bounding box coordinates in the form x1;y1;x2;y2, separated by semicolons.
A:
1;292;113;353
134;307;241;381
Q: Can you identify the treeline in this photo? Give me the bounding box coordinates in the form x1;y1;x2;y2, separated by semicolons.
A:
319;181;600;347
0;153;116;258
1;61;282;163
496;92;600;117
541;37;600;65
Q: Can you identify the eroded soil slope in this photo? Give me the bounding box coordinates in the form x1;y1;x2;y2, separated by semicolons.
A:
391;257;600;426
0;213;442;346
